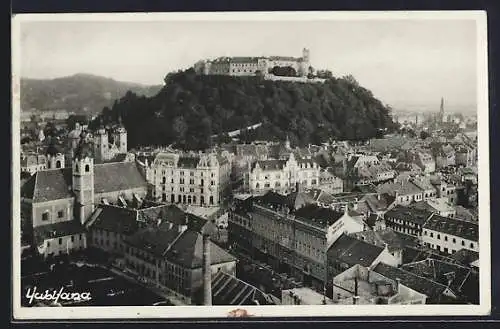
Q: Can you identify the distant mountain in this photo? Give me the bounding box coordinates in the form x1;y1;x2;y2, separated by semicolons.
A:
20;73;163;114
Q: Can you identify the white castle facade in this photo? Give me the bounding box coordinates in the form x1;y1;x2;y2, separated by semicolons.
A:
194;48;311;77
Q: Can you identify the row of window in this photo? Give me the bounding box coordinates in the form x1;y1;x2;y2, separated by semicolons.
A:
46;234;84;247
157;170;215;178
161;193;215;205
42;209;67;221
423;230;475;249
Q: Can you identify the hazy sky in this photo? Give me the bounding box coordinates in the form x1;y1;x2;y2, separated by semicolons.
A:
19;18;478;109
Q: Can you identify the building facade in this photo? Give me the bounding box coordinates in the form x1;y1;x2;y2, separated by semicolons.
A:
247;153;320;195
146;152;231;207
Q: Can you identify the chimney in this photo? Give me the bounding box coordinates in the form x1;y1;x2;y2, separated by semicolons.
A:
202;232;212;305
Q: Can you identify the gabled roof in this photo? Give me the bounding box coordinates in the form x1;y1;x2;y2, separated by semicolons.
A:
164;230;237;268
295;204;346;227
33;220;85;245
21;168;73;202
349;229;404;253
423;215;478;241
373;263;449;301
88;205;140;235
327;234;384;267
401;258;478;301
94;162;147;194
211;271;276;305
384;205;434;226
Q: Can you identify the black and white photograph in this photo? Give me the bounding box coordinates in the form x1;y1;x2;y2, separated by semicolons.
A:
11;11;490;319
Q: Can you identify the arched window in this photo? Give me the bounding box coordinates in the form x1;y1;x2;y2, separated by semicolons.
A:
75;164;79;172
183;195;186;204
162;177;166;184
210;196;214;205
56;160;61;168
85;164;90;172
188;196;192;204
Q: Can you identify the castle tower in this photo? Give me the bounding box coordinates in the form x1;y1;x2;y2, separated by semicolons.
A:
302;48;310;63
112;115;128;154
72;143;95;225
93;124;109;162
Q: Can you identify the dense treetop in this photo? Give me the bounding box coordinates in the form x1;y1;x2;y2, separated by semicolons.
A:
91;69;398;150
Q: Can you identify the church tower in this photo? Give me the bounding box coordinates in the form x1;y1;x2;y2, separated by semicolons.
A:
439;97;445;123
112;115;128;154
94;123;109;162
72;141;95;225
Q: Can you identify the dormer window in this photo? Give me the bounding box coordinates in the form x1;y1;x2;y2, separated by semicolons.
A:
85;164;90;172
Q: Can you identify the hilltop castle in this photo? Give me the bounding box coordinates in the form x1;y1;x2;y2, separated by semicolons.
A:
193;48;311;77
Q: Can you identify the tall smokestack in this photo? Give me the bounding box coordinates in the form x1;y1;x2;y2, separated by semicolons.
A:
202;233;212;305
353;276;359;305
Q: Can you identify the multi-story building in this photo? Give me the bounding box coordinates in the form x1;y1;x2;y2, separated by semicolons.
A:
414;151;436;173
318;168;344;195
194;48;311;78
247;153;320;195
246;191;364;290
422;215;479;254
146;151;231;207
383;205;434;238
123;222;237;304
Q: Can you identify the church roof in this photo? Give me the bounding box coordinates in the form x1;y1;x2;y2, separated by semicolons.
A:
93;162;147;194
21;162;147;203
21;168;73;202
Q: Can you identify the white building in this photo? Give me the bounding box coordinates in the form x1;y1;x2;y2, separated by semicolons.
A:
146;151;231;207
247;153;320;195
422;215;479;254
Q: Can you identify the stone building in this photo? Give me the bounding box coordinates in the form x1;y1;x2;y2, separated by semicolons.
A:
144;151;231;207
20;137;148;258
247;153;320;195
194;48;311;77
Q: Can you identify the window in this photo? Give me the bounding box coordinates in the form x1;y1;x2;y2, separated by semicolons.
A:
71;236;75;242
424;230;427;236
57;210;64;218
453;238;456;243
189;179;194;185
56;160;61;168
162;177;166;184
79;234;82;240
180;178;185;184
180;171;185;176
462;240;465;246
85;164;90;172
430;232;434;238
42;212;49;221
444;236;448;241
59;238;63;245
437;234;441;240
190;171;194;176
201;179;204;186
210;196;214;205
47;241;50;247
211;180;215;186
470;243;474;249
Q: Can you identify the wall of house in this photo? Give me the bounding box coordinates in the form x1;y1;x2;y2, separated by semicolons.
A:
95;187;148;205
90;228;127;255
326;214;365;247
371;248;401;267
422;229;478;254
39;232;87;258
31;198;74;227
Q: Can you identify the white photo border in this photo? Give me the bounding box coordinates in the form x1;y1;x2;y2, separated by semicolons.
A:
11;10;491;319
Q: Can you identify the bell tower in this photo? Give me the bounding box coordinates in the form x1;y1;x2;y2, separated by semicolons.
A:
72;150;95;225
113;115;128;154
94;124;109;162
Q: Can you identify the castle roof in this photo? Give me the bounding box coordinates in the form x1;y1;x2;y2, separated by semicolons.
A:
21;162;147;203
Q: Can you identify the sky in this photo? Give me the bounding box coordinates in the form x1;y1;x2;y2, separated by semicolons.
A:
18;16;478;110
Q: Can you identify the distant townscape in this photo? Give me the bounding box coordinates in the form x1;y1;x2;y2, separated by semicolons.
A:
19;49;479;307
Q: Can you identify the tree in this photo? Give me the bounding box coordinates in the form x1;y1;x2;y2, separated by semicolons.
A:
420;130;430;140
